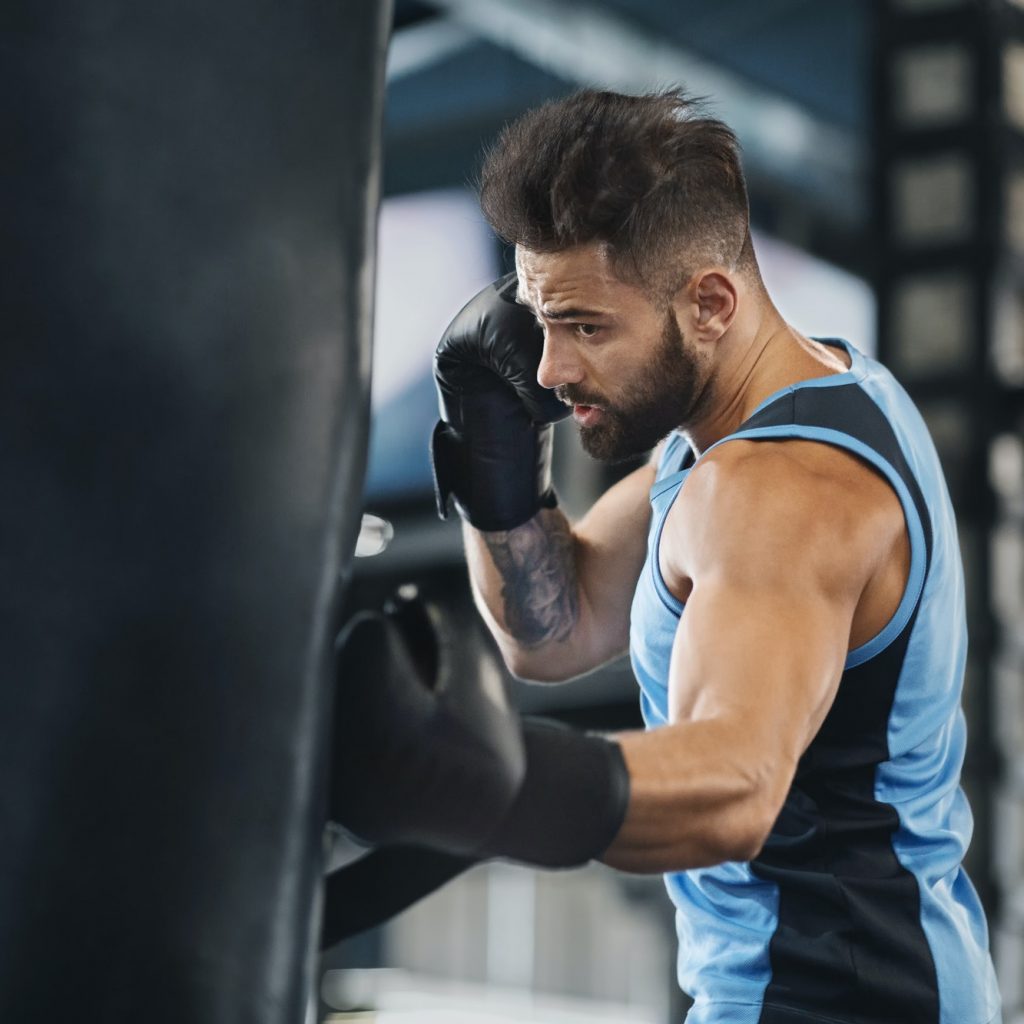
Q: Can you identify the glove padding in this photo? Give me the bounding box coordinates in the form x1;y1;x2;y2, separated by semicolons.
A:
329;591;526;853
432;272;571;532
329;591;631;870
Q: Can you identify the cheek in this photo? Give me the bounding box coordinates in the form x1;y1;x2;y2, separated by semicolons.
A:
587;324;661;395
595;363;645;412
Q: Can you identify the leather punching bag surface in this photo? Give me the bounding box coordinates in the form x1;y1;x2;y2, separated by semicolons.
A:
0;2;390;1020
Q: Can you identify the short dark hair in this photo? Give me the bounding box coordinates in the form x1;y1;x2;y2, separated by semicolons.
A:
478;89;756;300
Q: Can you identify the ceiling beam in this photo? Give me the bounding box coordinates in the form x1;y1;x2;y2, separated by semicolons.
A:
387;15;476;82
424;0;864;225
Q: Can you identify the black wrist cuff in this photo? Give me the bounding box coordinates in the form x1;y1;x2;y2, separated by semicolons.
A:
479;717;631;868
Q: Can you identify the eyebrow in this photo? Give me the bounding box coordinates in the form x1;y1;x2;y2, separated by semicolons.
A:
541;307;606;321
515;298;606;321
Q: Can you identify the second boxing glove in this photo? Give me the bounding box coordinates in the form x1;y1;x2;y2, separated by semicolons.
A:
431;272;571;532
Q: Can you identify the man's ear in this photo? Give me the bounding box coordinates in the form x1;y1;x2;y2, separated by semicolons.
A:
680;270;738;342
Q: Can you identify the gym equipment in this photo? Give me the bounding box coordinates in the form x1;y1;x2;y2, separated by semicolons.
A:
0;2;391;1020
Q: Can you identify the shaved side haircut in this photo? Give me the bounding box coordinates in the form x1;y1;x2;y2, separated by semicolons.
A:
478;88;758;302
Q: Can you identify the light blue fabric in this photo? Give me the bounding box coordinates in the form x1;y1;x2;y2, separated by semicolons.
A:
628;340;1000;1022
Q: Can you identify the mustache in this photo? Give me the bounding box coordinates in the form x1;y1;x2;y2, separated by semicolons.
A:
554;385;607;408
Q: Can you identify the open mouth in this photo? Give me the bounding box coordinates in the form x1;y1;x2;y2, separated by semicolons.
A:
572;404;604;427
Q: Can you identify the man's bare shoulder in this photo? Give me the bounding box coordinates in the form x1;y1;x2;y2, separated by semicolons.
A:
664;437;905;591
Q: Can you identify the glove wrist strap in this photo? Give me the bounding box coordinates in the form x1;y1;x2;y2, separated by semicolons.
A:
478;717;631;868
431;419;558;532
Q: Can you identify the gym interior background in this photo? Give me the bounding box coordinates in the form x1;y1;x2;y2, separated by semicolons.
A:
3;1;1022;1022
330;1;1024;1021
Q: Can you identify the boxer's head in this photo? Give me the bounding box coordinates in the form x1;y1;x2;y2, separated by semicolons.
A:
482;89;762;461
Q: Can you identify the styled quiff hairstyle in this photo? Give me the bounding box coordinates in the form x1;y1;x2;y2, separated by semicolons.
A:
479;88;757;301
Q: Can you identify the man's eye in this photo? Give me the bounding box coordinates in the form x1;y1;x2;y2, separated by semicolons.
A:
575;323;600;339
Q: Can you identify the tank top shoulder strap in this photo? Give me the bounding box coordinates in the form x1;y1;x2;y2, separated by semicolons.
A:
654;430;693;484
703;350;934;668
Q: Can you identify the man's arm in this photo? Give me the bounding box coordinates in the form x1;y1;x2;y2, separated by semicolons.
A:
332;441;908;876
601;440;907;872
464;444;662;683
432;274;660;682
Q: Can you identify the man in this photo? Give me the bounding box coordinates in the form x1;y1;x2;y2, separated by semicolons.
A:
332;90;1000;1023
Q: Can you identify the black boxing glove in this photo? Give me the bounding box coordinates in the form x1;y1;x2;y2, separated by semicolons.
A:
330;590;630;869
431;272;571;532
329;590;526;852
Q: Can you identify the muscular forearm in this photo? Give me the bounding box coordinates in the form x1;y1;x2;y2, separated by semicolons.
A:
600;721;793;874
463;507;586;681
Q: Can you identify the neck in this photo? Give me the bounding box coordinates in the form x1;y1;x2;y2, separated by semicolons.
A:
682;305;848;456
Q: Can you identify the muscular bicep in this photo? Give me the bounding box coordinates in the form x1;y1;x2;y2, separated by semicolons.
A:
663;444;885;778
604;571;855;872
668;575;849;770
603;444;906;872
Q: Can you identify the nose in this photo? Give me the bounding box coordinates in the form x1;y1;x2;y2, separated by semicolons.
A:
536;330;583;391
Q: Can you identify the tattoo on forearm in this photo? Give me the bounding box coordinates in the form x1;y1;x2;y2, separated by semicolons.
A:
482;508;580;648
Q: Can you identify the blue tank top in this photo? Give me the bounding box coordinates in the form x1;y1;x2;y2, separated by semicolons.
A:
628;338;1001;1024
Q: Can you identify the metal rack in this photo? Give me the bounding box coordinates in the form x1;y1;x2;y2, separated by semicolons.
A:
872;0;1024;1012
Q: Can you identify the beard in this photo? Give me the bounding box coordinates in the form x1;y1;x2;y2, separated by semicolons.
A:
556;310;710;463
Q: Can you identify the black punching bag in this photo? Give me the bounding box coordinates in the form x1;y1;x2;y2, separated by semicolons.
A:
0;1;389;1020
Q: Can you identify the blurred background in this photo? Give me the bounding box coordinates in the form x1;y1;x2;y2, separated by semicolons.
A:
327;0;1024;1020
